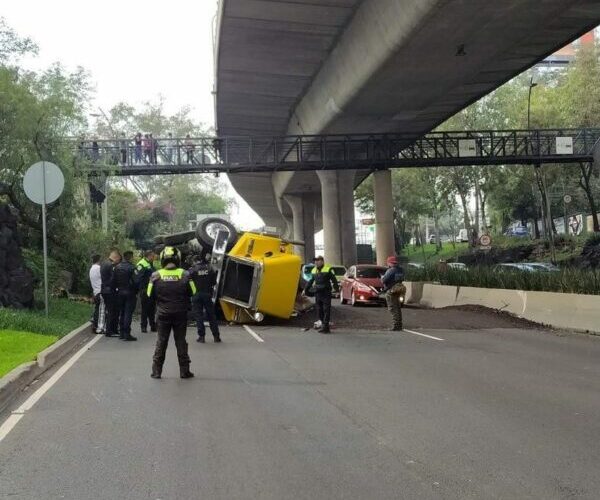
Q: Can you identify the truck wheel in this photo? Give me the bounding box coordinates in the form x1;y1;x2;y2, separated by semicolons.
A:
195;217;238;251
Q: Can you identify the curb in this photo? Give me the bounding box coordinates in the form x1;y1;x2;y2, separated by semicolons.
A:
0;323;93;414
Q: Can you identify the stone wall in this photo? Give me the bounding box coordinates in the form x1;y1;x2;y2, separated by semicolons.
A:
0;202;34;308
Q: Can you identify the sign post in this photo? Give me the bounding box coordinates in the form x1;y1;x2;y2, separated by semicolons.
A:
23;161;65;316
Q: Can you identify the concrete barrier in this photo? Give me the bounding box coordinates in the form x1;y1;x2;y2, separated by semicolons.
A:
0;323;93;413
420;284;458;309
406;282;600;334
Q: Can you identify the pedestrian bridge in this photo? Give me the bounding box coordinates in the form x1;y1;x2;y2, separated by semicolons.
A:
79;128;600;176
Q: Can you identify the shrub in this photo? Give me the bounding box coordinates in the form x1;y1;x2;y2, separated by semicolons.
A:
406;265;600;295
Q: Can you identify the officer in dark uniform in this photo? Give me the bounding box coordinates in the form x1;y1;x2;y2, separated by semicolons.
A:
189;253;221;343
100;250;121;337
134;250;157;333
303;256;339;334
147;246;197;379
381;256;405;331
114;250;137;341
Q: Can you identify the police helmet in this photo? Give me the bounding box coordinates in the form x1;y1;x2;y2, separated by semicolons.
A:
160;246;181;267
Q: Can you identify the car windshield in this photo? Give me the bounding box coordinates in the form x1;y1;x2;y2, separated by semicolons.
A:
356;267;386;278
331;266;346;276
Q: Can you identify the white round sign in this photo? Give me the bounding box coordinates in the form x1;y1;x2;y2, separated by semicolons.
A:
479;234;492;247
23;161;65;205
563;194;572;204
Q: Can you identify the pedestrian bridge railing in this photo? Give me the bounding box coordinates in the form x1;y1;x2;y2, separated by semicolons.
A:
76;128;600;176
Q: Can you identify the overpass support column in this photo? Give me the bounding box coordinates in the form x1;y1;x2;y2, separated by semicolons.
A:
374;169;395;265
317;170;356;267
284;194;316;262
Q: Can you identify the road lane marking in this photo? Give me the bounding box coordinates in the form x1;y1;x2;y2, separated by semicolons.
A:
0;334;103;444
403;329;445;342
243;325;264;343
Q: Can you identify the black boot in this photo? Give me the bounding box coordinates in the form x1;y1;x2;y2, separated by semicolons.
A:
151;363;162;379
213;335;221;343
318;326;331;334
180;370;195;379
197;336;205;343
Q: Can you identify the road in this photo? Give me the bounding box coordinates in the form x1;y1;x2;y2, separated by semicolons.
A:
1;307;599;499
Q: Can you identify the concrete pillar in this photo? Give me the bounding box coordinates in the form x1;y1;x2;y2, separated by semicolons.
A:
316;170;356;267
284;194;316;262
373;169;395;265
338;170;357;267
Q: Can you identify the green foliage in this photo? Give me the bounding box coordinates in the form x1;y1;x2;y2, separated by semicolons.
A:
0;298;91;337
407;266;600;295
585;233;600;247
0;330;58;377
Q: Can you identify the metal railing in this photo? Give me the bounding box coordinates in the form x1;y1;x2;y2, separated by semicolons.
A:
75;128;600;176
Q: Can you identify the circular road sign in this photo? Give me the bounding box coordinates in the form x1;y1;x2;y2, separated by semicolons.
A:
479;234;492;247
563;194;572;204
23;161;65;205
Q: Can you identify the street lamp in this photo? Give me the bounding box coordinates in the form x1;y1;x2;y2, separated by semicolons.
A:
527;71;538;130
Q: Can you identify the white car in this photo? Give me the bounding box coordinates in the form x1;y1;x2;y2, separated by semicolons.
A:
447;262;467;271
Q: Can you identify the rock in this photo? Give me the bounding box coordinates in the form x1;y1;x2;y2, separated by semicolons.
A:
0;202;34;309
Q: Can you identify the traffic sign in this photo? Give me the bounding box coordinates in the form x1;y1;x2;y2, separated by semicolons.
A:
563;194;572;204
23;161;64;205
23;161;65;316
479;234;492;247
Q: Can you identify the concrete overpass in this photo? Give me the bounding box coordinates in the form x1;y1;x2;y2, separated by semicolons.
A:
215;0;600;265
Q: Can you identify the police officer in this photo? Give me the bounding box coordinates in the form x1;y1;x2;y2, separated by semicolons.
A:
189;253;221;343
114;250;137;341
382;256;405;331
147;246;197;379
100;250;121;338
135;250;157;333
303;256;339;334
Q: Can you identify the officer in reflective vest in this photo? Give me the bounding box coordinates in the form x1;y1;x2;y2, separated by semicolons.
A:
135;250;157;333
147;246;197;379
303;256;339;334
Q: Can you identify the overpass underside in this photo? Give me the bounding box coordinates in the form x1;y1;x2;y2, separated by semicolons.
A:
216;0;600;265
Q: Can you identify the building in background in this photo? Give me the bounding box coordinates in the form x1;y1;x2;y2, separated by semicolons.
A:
540;30;595;67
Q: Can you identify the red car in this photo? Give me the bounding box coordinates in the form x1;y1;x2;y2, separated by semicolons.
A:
340;265;387;306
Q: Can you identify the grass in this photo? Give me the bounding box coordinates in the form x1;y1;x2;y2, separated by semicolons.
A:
0;298;91;337
0;330;59;377
402;242;469;264
0;298;91;378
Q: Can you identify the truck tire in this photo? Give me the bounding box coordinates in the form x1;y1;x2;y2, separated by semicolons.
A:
195;217;238;251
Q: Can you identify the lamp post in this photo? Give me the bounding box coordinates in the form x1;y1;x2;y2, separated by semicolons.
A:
90;108;114;232
527;72;538;130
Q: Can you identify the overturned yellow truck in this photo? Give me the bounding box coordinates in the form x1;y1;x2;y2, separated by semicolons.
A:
155;218;302;324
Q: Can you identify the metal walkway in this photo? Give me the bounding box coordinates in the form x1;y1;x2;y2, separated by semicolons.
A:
78;128;600;176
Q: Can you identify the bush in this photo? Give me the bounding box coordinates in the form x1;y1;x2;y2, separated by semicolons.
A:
0;298;91;337
406;265;600;295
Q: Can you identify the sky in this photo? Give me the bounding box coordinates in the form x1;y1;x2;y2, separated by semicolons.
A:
2;0;264;229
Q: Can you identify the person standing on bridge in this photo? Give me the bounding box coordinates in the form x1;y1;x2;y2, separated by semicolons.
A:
189;253;221;343
184;134;195;164
134;132;143;163
114;251;138;341
134;250;157;333
147;246;197;379
303;256;339;334
382;256;405;331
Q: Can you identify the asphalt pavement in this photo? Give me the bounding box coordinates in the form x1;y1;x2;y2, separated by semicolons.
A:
1;308;599;499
